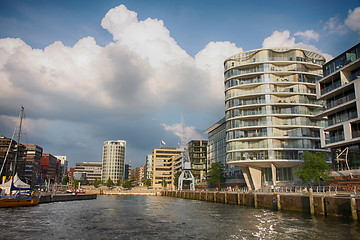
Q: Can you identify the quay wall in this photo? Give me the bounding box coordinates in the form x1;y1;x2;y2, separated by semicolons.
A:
162;190;360;221
39;194;97;204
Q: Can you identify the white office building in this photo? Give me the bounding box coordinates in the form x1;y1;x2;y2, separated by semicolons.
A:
101;140;126;183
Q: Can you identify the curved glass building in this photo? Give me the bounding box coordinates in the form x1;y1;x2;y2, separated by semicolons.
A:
224;48;328;190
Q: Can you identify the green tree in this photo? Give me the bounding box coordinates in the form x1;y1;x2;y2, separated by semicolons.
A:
173;171;181;188
62;175;69;185
72;179;79;187
122;178;135;189
145;178;151;186
161;178;167;188
295;151;330;187
116;178;123;186
206;162;225;188
106;177;114;188
94;177;99;188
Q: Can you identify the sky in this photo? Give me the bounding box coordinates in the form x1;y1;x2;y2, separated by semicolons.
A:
0;0;359;169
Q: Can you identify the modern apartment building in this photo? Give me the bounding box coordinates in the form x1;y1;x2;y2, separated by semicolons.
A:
204;118;244;186
101;140;126;183
224;48;329;190
151;147;182;189
74;162;102;184
188;140;208;184
24;144;43;185
316;43;360;173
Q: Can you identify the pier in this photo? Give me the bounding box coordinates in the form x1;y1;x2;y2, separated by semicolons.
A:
162;190;360;221
39;194;97;204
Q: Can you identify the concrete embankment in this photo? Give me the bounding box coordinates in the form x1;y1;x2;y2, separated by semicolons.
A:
162;190;360;221
39;194;97;204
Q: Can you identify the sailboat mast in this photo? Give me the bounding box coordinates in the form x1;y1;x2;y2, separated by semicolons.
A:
11;106;24;181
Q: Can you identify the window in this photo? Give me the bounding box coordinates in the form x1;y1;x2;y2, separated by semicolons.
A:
276;168;293;181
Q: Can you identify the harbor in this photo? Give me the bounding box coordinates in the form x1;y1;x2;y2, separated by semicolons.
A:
0;195;359;239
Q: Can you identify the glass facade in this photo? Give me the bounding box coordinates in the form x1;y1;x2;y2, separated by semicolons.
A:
224;48;328;189
317;43;360;172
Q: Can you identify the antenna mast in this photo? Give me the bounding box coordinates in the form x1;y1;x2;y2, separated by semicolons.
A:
178;113;195;191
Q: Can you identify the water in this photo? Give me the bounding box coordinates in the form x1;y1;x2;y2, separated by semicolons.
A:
0;195;359;240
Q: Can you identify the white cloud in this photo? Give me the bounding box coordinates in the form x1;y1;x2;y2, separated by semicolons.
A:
161;123;204;142
101;4;188;68
262;30;296;48
294;30;320;42
0;4;243;166
345;7;360;32
262;30;333;61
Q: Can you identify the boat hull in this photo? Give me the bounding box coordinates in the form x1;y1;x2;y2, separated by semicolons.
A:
0;197;40;208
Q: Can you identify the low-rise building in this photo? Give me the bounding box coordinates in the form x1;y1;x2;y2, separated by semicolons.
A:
152;147;183;189
74;162;102;184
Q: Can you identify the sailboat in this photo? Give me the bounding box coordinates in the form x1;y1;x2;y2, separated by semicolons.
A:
0;106;40;207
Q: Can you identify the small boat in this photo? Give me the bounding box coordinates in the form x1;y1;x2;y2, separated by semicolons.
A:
0;106;40;208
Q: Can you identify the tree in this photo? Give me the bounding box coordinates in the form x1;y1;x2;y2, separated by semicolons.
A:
122;178;135;189
72;179;79;188
145;178;151;187
161;178;167;188
94;177;99;188
116;178;122;186
106;177;114;188
295;151;330;187
173;171;181;188
206;162;225;188
62;175;69;185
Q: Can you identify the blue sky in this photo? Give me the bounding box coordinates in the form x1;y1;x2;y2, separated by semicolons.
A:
0;0;359;168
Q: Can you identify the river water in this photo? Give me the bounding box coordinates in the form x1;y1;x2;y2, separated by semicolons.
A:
0;195;359;239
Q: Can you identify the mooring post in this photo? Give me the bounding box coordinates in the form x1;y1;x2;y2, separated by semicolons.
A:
309;188;315;215
225;192;228;204
351;198;358;220
254;194;258;208
276;194;281;211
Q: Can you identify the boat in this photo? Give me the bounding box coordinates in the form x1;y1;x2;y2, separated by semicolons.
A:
0;106;40;207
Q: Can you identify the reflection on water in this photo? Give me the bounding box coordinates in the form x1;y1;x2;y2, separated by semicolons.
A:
0;195;359;239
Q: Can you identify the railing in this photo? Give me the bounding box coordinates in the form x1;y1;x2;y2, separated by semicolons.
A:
321;81;341;95
328;111;358;126
254;185;356;194
325;93;355;110
225;67;264;79
352;130;360;138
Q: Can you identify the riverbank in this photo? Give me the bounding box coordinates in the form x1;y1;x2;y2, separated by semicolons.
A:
162;190;360;221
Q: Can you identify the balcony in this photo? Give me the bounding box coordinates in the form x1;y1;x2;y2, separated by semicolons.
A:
327;135;345;144
320;81;341;95
352;130;360;139
325;93;355;110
